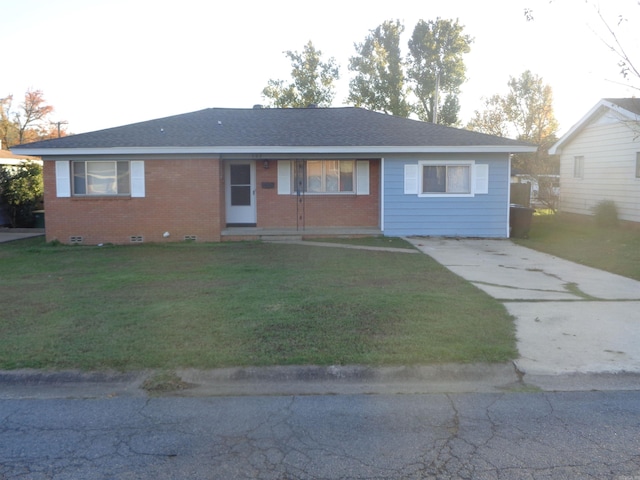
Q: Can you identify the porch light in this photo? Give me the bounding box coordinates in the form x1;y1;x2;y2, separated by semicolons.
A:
263;159;270;170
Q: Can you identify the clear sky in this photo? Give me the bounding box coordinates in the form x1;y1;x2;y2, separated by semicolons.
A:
2;0;638;137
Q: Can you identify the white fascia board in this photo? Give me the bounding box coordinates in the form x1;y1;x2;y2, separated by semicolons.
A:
549;99;640;155
11;144;537;157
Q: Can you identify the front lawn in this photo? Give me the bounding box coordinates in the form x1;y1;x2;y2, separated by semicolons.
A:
514;213;640;281
0;238;516;370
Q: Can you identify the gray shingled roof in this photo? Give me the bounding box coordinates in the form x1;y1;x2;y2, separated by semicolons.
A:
14;107;533;151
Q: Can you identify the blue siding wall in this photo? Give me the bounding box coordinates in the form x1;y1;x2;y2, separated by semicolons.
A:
383;153;510;238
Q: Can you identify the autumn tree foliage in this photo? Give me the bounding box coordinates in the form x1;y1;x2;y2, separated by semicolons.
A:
0;89;65;148
467;71;560;209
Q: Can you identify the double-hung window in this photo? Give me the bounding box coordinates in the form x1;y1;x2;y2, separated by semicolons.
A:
303;160;355;194
408;161;475;197
404;161;486;197
73;161;130;195
278;159;369;195
422;164;471;194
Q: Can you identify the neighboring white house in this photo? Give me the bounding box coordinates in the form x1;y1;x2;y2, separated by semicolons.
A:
0;141;42;226
549;98;640;223
0;141;42;167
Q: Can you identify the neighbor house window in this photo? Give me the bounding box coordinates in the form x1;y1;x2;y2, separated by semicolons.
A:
573;156;584;179
301;160;354;193
421;163;471;195
73;161;130;195
636;153;640;178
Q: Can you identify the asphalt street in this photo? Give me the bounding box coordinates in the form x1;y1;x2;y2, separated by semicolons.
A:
2;391;640;479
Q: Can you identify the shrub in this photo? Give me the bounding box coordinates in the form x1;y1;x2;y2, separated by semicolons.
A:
593;200;619;228
0;161;43;227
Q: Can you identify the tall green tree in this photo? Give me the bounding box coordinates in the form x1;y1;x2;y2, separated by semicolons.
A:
466;94;512;138
407;18;473;125
347;20;411;117
262;41;340;108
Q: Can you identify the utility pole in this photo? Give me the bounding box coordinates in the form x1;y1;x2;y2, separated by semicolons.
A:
433;71;440;124
51;121;68;138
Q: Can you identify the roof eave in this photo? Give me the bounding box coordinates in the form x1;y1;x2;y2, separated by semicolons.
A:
550;99;640;154
12;145;537;157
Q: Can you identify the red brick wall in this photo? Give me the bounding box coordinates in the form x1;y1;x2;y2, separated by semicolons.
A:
256;159;380;228
43;158;379;245
43;158;223;244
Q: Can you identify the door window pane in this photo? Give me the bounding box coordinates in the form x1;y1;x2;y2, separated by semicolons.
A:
230;164;251;185
231;185;251;206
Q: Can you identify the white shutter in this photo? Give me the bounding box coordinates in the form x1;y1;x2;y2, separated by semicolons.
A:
404;164;419;194
475;164;489;194
55;161;71;197
356;160;369;195
130;161;145;197
277;160;291;194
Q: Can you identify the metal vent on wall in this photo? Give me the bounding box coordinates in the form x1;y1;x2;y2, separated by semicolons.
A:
130;236;144;243
69;236;83;244
184;235;197;241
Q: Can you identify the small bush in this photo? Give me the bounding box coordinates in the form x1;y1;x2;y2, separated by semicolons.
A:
0;162;43;227
593;200;619;228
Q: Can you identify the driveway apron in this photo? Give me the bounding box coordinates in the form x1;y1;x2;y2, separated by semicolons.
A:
405;237;640;375
0;229;44;243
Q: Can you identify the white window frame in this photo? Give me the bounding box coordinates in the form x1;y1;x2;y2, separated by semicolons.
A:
72;160;130;196
55;160;145;198
305;160;355;194
418;160;474;198
278;159;370;195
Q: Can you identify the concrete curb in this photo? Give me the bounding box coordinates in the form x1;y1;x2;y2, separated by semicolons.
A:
2;364;639;399
174;363;522;396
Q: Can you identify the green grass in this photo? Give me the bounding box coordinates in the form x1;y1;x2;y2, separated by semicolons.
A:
0;237;517;371
514;213;640;281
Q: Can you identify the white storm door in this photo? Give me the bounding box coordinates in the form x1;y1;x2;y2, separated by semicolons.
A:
226;161;256;225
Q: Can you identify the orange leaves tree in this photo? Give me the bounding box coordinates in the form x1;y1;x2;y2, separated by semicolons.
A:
0;89;65;148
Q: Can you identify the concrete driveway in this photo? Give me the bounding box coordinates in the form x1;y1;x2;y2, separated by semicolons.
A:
0;228;44;243
406;237;640;376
